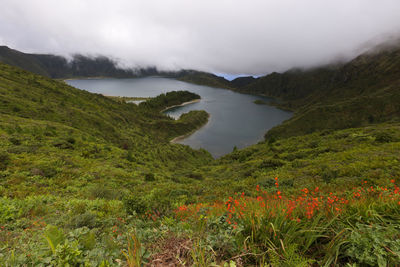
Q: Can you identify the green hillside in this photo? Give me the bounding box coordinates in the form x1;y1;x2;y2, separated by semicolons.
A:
0;61;214;196
0;46;142;78
0;46;50;77
1;41;400;266
236;43;400;138
174;70;234;89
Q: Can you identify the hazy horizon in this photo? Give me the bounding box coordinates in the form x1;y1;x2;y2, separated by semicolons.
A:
1;0;400;76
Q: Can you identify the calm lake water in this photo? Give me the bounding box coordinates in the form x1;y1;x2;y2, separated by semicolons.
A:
66;77;292;158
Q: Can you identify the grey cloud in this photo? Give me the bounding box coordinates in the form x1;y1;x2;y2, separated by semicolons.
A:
1;0;400;75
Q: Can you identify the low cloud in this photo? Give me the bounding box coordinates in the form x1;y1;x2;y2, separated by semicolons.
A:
1;0;400;75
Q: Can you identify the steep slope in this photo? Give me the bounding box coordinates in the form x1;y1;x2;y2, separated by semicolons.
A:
234;42;400;138
0;62;212;198
0;46;50;76
240;67;338;109
174;70;233;89
0;46;143;78
239;42;400;106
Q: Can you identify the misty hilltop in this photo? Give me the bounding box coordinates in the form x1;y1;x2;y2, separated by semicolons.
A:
0;45;236;90
0;45;158;78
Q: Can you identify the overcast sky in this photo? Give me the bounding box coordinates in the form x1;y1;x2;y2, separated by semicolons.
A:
1;0;400;76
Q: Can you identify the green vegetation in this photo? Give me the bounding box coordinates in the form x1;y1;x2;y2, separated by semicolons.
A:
253;99;268;105
1;41;400;265
231;76;257;88
173;177;400;266
139;90;200;111
175;70;234;89
236;43;400;138
0;46;142;79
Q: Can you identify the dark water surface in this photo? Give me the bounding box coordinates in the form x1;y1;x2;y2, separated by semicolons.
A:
66;77;292;158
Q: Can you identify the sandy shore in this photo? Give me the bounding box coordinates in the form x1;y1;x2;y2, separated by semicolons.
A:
161;99;200;112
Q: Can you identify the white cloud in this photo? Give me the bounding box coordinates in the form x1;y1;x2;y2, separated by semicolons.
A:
1;0;400;75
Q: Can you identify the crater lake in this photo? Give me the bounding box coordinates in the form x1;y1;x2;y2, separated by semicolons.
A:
66;77;292;158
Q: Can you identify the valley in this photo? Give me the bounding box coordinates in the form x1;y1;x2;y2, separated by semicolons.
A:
0;41;400;266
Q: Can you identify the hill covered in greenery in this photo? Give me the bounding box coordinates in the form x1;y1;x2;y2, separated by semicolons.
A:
1;39;400;266
0;61;213;199
173;70;234;89
234;42;400;138
0;46;143;78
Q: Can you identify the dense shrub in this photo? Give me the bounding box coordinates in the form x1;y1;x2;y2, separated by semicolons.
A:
344;223;400;266
9;136;21;145
31;164;58;178
321;166;339;183
67;212;98;229
53;138;75;149
374;131;396;143
88;185;121;200
139;90;200;110
124;195;147;215
0;151;10;170
186;171;203;180
144;173;155;182
257;178;276;188
280;178;294;187
259;158;285;169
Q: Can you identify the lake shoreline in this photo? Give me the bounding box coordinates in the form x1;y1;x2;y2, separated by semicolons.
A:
170;113;211;143
62;76;117;82
162;99;200;112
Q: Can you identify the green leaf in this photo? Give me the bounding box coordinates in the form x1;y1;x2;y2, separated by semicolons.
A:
44;225;65;254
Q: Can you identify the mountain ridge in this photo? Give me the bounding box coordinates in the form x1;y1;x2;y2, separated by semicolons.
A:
0;46;233;89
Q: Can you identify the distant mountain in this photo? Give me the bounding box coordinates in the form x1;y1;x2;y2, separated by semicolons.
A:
0;46;143;78
0;46;232;89
172;70;233;89
234;40;400;138
231;76;257;88
0;46;50;76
